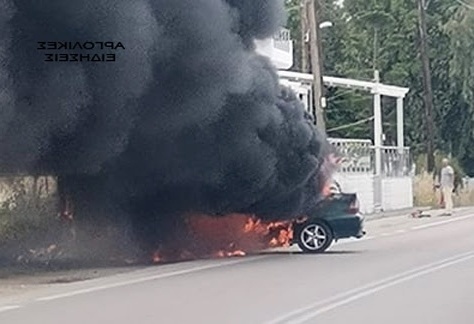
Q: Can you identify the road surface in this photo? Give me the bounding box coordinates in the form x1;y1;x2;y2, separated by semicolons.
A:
1;209;474;324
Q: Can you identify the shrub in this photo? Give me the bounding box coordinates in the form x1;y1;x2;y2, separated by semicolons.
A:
0;177;58;246
413;171;474;208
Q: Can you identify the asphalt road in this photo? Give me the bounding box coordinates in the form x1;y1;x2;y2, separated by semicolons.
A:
1;209;474;324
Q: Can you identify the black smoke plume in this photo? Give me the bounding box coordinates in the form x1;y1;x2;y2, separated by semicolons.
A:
0;0;330;249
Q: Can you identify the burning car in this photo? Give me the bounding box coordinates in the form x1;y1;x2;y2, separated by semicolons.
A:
291;184;365;253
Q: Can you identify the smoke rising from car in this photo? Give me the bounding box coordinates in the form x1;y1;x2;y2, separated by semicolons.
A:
0;0;331;249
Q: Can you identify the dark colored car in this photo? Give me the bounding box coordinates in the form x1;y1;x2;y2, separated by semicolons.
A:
291;189;365;253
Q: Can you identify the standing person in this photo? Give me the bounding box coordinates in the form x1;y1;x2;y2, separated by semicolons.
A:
440;158;455;215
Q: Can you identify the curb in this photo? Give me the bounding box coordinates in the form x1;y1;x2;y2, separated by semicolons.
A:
363;206;474;222
364;207;432;222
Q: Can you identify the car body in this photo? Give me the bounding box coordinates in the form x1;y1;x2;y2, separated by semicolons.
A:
291;189;365;253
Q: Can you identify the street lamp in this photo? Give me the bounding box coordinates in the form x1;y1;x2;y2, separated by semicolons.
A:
287;2;333;131
304;21;333;42
319;21;334;29
318;22;333;112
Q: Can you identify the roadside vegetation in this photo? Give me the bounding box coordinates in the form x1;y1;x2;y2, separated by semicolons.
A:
0;177;60;263
413;153;474;208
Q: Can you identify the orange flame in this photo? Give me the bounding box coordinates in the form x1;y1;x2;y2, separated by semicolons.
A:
151;213;295;263
322;181;332;197
152;251;163;263
148;155;341;263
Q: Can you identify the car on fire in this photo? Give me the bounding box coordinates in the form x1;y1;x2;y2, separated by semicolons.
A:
291;181;365;253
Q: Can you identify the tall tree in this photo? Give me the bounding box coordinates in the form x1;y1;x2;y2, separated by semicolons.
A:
444;0;474;172
417;0;436;172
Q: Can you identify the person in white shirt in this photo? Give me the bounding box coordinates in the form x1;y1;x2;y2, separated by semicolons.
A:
440;158;455;215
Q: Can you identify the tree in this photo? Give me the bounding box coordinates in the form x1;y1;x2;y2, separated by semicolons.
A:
417;0;436;172
284;0;474;175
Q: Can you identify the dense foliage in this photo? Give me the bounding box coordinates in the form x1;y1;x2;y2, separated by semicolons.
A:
285;0;474;175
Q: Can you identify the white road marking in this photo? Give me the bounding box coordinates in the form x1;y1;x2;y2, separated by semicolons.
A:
395;229;407;233
0;305;21;313
11;214;474;310
36;257;265;302
335;236;374;246
411;214;474;230
265;250;474;324
288;253;474;324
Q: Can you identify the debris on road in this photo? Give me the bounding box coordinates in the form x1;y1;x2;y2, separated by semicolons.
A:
410;209;432;218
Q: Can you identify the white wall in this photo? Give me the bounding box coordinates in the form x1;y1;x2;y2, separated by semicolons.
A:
254;28;293;70
333;173;414;214
381;177;413;211
255;39;293;69
333;173;375;214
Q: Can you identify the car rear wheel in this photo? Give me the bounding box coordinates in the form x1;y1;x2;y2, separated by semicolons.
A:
297;220;333;253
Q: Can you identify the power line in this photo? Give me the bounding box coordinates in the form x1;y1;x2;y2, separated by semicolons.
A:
326;88;360;101
327;116;374;132
455;0;474;10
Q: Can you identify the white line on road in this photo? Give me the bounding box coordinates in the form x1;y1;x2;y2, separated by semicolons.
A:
335;236;374;245
265;250;474;324
287;252;474;324
340;213;474;246
13;214;474;310
0;305;21;313
411;214;474;230
36;257;265;302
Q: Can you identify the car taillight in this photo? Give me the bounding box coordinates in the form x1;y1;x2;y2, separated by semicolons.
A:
348;198;360;214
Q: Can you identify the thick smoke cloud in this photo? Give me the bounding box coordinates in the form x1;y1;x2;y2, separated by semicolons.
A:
0;0;330;242
0;0;16;141
225;0;284;45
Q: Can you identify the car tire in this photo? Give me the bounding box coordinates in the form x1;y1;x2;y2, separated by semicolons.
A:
297;220;333;253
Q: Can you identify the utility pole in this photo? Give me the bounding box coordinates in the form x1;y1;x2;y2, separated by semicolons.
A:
373;70;383;212
417;0;435;172
300;0;309;73
306;0;326;133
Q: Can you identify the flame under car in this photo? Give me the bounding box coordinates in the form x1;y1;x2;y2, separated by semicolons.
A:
291;191;365;253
